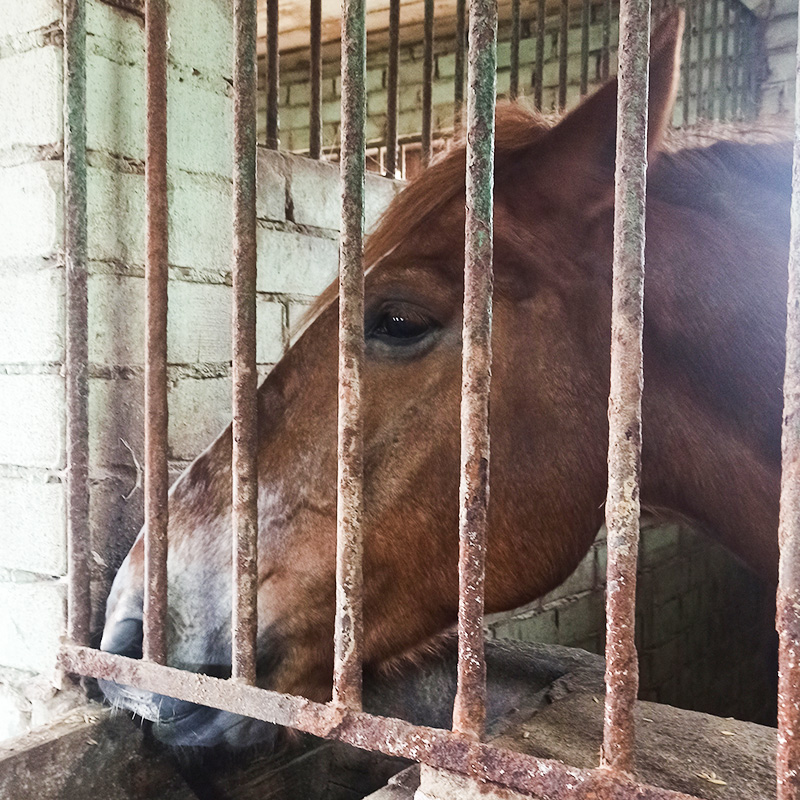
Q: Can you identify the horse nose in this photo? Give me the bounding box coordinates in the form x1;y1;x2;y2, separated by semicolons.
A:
101;616;143;660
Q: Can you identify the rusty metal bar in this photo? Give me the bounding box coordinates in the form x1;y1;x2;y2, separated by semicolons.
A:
455;0;467;134
64;0;90;647
696;0;705;119
422;0;434;167
682;0;692;125
310;0;323;158
333;0;366;711
385;0;400;175
266;0;279;149
535;0;545;107
777;11;800;797
580;0;590;95
510;0;521;99
559;0;569;109
720;0;729;120
708;0;718;119
602;0;612;80
451;0;497;743
143;0;169;667
600;0;651;775
231;0;259;686
60;645;698;800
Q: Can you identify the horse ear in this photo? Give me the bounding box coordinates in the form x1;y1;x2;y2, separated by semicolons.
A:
521;10;684;207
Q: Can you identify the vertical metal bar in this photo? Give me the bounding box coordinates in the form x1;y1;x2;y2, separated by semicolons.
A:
708;0;718;119
385;0;400;175
510;0;521;99
602;0;612;80
451;0;497;743
266;0;280;149
720;0;730;120
535;0;546;107
231;0;259;686
696;0;705;119
731;1;741;119
455;0;467;134
682;0;692;125
333;0;366;712
422;0;434;167
600;0;650;775
777;14;800;798
580;0;590;95
310;0;323;159
143;0;169;666
64;0;90;647
559;0;569;110
741;11;755;119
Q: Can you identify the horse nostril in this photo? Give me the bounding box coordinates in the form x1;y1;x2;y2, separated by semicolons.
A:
102;617;144;660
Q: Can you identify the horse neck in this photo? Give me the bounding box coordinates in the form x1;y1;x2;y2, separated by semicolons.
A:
638;147;790;583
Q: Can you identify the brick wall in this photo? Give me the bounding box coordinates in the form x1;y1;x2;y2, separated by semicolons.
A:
0;0;400;741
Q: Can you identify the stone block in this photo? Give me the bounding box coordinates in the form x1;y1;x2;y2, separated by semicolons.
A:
167;77;232;177
86;51;146;161
640;522;681;568
167;280;232;365
290;155;341;229
366;172;400;232
0;475;65;576
257;296;286;364
0;577;65;673
87;167;145;265
88;375;144;473
256;227;338;297
88;274;144;366
287;299;315;344
0;267;64;363
1;0;60;38
168;375;231;461
556;593;604;646
0;375;64;470
167;0;233;78
0;46;62;153
0;162;62;259
89;476;143;581
257;149;288;222
489;608;558;644
541;550;596;602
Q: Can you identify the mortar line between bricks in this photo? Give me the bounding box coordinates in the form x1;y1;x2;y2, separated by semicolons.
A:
0;23;62;61
0;363;63;376
0;143;64;169
0;464;63;483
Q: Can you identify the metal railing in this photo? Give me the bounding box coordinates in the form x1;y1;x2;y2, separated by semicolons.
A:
61;0;797;799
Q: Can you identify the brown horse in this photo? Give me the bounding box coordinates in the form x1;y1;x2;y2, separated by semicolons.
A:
100;15;789;748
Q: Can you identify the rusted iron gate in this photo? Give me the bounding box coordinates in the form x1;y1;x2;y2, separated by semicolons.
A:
58;2;798;800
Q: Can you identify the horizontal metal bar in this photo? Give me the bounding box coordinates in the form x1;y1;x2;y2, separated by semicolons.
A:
60;645;699;800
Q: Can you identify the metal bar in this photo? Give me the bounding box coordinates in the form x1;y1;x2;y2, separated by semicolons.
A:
559;0;569;110
451;0;497;743
231;0;259;686
535;0;545;107
333;0;366;711
143;0;169;667
385;0;400;175
696;0;705;119
602;0;612;80
777;12;800;797
265;0;279;149
510;0;521;99
720;0;730;120
681;0;692;125
422;0;434;167
59;645;698;800
310;0;323;159
708;0;718;119
64;0;90;647
580;0;590;95
731;1;741;120
600;0;650;775
455;0;467;134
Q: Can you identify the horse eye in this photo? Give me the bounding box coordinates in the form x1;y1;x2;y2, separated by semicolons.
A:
370;309;433;344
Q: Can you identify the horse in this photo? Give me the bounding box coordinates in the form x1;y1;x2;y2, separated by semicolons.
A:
100;14;790;749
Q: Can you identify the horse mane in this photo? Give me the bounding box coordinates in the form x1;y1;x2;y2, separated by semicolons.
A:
294;105;792;337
